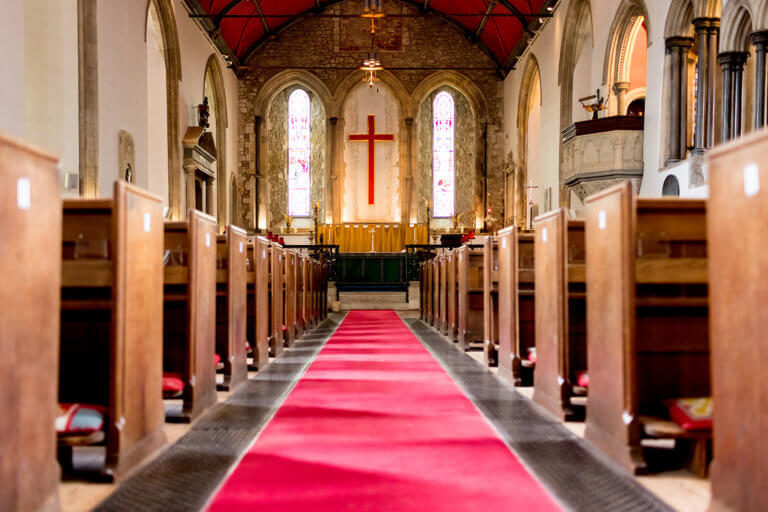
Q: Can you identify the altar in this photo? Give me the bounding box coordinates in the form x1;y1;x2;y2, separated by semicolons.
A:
318;223;427;253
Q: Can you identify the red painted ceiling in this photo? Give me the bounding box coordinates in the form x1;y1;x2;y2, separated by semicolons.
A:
193;0;548;71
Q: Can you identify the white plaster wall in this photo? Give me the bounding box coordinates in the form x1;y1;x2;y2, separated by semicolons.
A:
95;0;239;218
1;1;26;139
503;0;683;206
23;0;79;176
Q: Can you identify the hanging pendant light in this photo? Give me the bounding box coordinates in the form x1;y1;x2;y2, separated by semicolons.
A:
362;0;384;19
360;1;384;88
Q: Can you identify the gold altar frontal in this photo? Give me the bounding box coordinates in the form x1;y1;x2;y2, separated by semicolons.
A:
318;224;428;253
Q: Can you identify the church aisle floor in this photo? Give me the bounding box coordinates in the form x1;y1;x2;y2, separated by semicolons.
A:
207;310;560;511
94;311;676;511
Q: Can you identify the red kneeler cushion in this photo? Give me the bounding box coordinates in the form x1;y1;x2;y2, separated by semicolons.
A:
215;353;222;366
576;372;589;389
163;372;185;398
527;348;536;365
665;397;713;431
56;403;106;435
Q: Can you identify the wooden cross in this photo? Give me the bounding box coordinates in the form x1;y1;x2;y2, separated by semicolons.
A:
349;115;394;205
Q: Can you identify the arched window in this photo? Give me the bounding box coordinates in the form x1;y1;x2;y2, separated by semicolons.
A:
288;89;311;216
433;91;455;218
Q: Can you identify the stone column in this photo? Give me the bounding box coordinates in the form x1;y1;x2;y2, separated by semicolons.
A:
666;37;693;162
693;18;720;154
184;165;196;216
707;22;720;147
327;117;338;224
253;115;262;231
207;178;217;217
751;31;768;129
613;81;630;115
719;52;749;141
404;117;415;225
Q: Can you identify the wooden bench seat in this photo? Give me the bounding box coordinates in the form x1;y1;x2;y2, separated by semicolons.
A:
584;181;710;475
497;228;536;385
483;238;499;366
707;131;768;511
246;236;270;370
163;211;218;423
284;250;297;346
1;134;61;510
457;244;485;351
59;181;166;480
532;210;586;420
270;243;285;356
215;227;248;391
446;249;459;342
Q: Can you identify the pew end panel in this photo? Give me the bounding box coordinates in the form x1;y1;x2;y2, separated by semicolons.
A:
585;182;710;475
457;244;485;352
1;135;61;512
284;250;297;347
482;237;500;366
163;210;218;423
61;182;167;481
707;133;768;511
446;250;459;342
215;227;248;392
252;237;271;369
270;244;285;356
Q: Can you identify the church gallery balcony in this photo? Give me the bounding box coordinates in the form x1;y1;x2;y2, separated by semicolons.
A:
560;116;644;203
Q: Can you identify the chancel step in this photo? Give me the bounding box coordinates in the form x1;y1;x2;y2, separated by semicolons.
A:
338;291;419;311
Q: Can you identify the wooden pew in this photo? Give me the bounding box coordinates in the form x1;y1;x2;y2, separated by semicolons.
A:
1;135;61;511
319;255;328;320
497;229;536;385
215;227;248;391
419;261;426;320
457;243;484;351
432;257;440;328
270;243;285;355
284;250;297;346
584;182;709;475
163;211;218;423
483;237;500;366
532;210;587;420
60;181;166;480
446;250;459;342
246;236;270;370
707;133;768;511
439;250;448;335
425;258;433;325
296;254;307;338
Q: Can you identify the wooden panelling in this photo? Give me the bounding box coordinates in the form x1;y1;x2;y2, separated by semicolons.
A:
0;135;61;511
708;132;768;512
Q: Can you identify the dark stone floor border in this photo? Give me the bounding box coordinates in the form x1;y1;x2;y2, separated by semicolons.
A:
95;313;346;512
403;318;674;512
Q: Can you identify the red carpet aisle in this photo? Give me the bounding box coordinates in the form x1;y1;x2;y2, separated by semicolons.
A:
208;310;561;511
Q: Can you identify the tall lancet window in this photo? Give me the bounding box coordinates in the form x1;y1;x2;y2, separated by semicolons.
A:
288;89;311;216
433;91;455;217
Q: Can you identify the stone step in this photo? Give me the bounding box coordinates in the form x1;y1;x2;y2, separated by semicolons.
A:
334;290;419;311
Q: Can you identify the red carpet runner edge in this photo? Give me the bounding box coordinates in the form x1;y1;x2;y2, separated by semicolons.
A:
207;310;561;511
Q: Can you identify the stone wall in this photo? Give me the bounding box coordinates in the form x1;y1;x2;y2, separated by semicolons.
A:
237;0;504;230
264;85;326;229
416;86;476;227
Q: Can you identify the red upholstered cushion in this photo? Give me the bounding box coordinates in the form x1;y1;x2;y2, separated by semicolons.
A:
215;353;222;366
576;372;589;389
163;372;185;398
527;348;536;365
666;398;713;431
56;403;106;435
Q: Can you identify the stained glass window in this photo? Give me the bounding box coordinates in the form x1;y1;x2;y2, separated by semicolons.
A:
288;89;311;216
433;91;455;218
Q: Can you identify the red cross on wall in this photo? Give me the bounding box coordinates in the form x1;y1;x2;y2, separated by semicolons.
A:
349;115;394;205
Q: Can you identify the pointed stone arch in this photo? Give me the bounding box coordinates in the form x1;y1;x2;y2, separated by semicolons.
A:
255;69;333;118
720;0;755;52
603;0;651;115
204;54;229;230
409;70;488;122
665;0;695;38
332;70;410;119
558;0;594;130
145;0;182;219
514;55;542;225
